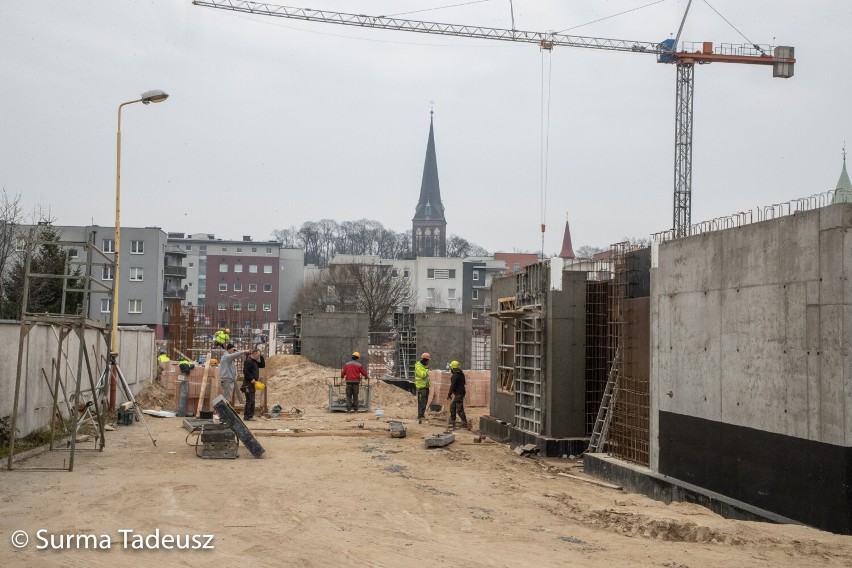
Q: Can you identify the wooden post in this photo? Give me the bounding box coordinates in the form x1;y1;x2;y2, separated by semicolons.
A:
195;351;212;416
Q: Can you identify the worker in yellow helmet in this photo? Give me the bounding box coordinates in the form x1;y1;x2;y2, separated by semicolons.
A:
340;351;369;413
414;352;431;423
214;328;231;349
446;360;470;430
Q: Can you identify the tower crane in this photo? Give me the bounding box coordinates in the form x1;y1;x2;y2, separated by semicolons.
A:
193;0;795;238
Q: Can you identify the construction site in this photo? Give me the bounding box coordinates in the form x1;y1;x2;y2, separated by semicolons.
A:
3;1;852;566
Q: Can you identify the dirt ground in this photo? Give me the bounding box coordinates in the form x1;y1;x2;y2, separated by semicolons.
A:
1;355;850;567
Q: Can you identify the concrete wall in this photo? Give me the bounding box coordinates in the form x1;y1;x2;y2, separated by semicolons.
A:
650;203;852;533
415;312;472;371
545;270;587;437
300;312;369;370
0;323;155;437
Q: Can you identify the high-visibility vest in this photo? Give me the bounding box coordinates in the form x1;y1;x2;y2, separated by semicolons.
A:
414;361;430;389
157;354;170;363
215;330;229;344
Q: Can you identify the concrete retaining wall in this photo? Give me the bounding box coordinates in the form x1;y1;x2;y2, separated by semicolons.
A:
0;322;155;437
300;312;370;370
650;203;852;533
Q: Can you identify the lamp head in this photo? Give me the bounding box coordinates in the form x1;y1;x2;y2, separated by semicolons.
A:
140;90;169;105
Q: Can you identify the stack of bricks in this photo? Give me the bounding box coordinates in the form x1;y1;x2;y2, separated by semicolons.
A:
428;370;490;408
159;362;223;415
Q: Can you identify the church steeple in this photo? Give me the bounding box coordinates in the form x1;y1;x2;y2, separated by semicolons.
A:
833;144;852;204
412;111;447;257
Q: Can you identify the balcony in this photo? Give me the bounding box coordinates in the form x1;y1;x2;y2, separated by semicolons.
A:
163;287;187;300
164;265;187;278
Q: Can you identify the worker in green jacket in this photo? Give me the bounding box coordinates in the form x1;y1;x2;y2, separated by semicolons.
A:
414;352;431;423
214;328;231;349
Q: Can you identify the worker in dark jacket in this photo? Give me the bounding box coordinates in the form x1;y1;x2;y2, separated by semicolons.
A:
340;351;369;412
447;360;469;429
241;348;265;421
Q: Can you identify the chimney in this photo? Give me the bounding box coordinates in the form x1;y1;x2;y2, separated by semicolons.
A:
559;213;575;259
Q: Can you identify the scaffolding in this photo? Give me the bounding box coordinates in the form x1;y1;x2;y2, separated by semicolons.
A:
7;230;113;471
584;279;610;435
470;328;491;371
393;311;417;382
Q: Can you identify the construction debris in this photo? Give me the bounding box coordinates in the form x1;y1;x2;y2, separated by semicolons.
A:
514;443;539;457
388;421;406;438
424;432;455;448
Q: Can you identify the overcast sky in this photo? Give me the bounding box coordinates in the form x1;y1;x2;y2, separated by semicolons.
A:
1;1;849;254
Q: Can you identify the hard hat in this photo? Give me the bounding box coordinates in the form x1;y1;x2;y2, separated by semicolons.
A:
254;381;266;391
225;328;230;333
352;351;360;358
450;360;460;370
210;358;218;365
158;349;166;354
421;353;431;360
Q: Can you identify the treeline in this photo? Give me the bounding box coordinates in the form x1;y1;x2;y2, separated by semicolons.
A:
273;219;488;268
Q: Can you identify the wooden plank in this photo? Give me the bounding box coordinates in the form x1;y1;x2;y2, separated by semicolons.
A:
557;472;622;490
253;430;387;438
196;351;212;415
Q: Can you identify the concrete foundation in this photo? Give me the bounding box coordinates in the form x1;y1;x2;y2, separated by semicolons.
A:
415;312;472;370
479;415;588;457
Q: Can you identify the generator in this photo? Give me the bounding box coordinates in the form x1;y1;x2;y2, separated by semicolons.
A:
197;423;238;459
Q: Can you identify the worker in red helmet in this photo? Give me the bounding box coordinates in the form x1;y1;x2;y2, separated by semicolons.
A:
414;352;431;423
340;351;369;412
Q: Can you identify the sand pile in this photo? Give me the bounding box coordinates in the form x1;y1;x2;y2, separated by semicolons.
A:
135;380;174;410
262;354;416;410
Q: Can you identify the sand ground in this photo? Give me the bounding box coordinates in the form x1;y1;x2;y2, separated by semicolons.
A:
1;355;850;567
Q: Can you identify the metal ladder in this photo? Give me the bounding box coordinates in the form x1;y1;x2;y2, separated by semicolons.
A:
587;347;620;453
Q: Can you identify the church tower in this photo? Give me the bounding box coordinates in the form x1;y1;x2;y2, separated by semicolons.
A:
412;112;447;257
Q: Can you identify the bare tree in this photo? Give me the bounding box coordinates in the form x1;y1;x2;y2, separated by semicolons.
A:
332;263;416;331
575;245;606;259
272;226;299;248
292;273;326;314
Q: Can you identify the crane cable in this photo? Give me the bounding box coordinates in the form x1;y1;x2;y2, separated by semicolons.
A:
540;46;553;260
701;0;765;55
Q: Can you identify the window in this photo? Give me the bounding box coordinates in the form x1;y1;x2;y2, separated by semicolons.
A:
262;303;272;312
263;284;272;292
428;268;454;279
130;240;144;254
15;238;26;251
128;299;142;314
472;289;479;300
247;302;257;311
427;288;435;300
199;245;207;253
472;309;480;320
218;302;227;311
233;302;242;311
234;263;243;273
251;247;257;253
391;268;399;277
472;271;480;281
448;289;456;300
249;265;258;273
234;283;242;292
218;283;227;292
102;266;114;280
219;263;228;273
403;268;410;278
129;267;143;281
512;263;520;273
266;247;272;254
68;248;79;259
102;239;114;253
189;262;194;268
427;269;434;279
263;265;272;274
100;299;111;313
221;247;227;253
236;247;243;253
186;244;192;251
188;282;193;287
249;283;258;292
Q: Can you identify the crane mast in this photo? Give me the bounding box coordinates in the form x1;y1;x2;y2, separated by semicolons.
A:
193;0;795;238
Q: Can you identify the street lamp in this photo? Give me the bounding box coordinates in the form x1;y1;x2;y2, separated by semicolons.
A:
110;89;168;408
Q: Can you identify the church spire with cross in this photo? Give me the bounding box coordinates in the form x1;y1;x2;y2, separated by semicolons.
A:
412;109;447;257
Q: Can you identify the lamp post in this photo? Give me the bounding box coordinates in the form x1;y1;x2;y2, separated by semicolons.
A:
110;89;169;409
